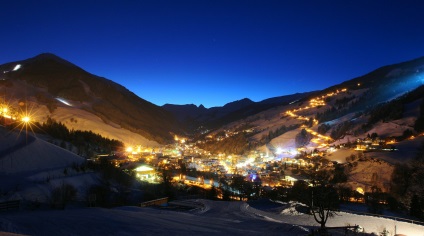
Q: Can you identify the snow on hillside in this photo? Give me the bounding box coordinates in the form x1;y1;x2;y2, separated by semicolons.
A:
0;127;84;174
257;129;299;157
1;199;423;236
2;78;160;147
366;121;414;139
346;157;394;192
0;201;308;236
0;127;99;203
327;148;356;163
368;136;424;164
248;200;424;235
51;106;159;147
324;112;358;126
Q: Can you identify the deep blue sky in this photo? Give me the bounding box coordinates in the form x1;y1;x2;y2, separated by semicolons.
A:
1;0;424;108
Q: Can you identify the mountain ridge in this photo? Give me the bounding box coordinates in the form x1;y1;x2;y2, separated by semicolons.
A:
0;53;182;144
2;53;424;144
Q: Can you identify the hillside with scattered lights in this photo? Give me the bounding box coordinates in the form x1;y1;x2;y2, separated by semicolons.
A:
1;54;424;235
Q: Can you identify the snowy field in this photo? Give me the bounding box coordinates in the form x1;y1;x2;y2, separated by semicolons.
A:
1;199;424;236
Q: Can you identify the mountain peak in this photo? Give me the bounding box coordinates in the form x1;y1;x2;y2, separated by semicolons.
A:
222;98;254;109
34;52;61;59
25;52;78;69
0;53;180;144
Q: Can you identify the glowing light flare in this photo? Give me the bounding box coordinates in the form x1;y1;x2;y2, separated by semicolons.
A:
0;100;14;118
22;116;30;123
356;187;364;195
13;106;40;138
276;147;283;155
311;138;321;144
135;165;154;172
318;143;328;148
289;149;299;155
219;160;230;172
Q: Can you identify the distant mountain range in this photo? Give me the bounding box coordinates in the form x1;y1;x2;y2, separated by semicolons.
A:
198;55;424;157
1;53;424;145
162;92;315;131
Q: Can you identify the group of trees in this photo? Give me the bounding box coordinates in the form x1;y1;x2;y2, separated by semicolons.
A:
414;99;424;132
295;128;312;147
198;132;251;155
390;146;424;220
21;117;124;157
367;100;403;125
261;124;300;144
366;85;424;133
330;121;353;140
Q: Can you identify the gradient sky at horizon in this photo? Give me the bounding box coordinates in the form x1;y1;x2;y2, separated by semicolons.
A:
1;0;424;108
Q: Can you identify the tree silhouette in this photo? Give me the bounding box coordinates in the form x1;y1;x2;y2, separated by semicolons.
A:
295;128;312;147
310;185;339;231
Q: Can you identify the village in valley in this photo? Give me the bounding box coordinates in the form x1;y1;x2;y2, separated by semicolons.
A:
2;58;424;235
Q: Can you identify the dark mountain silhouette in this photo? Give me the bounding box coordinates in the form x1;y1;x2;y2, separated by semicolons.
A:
1;53;424;143
323;56;424;109
163;92;315;131
0;53;181;143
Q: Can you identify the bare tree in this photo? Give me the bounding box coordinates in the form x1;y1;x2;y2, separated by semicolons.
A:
310;185;339;232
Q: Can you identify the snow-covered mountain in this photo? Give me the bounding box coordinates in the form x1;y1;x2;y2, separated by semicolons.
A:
0;125;101;206
3;53;423;148
0;53;181;145
202;56;424;155
1;54;424;236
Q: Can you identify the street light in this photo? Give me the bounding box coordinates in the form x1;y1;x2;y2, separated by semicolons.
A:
21;115;31;142
22;116;30;123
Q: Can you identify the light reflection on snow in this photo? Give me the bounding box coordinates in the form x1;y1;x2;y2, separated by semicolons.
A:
56;97;72;106
13;64;21;71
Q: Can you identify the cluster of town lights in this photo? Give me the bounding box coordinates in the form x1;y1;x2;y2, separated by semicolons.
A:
0;104;14;120
1;102;34;126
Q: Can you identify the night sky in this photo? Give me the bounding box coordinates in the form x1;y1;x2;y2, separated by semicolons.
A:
1;0;424;108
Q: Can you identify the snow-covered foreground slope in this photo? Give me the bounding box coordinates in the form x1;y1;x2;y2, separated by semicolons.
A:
0;201;308;236
247;200;424;236
0;127;100;203
1;200;423;236
0;126;84;174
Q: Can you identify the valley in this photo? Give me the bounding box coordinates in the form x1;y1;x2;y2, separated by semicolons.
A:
1;54;424;235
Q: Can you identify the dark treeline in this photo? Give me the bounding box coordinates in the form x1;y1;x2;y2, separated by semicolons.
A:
367;85;424;128
261;124;300;144
198;132;251;155
390;143;424;220
414;99;424;132
15;116;124;157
